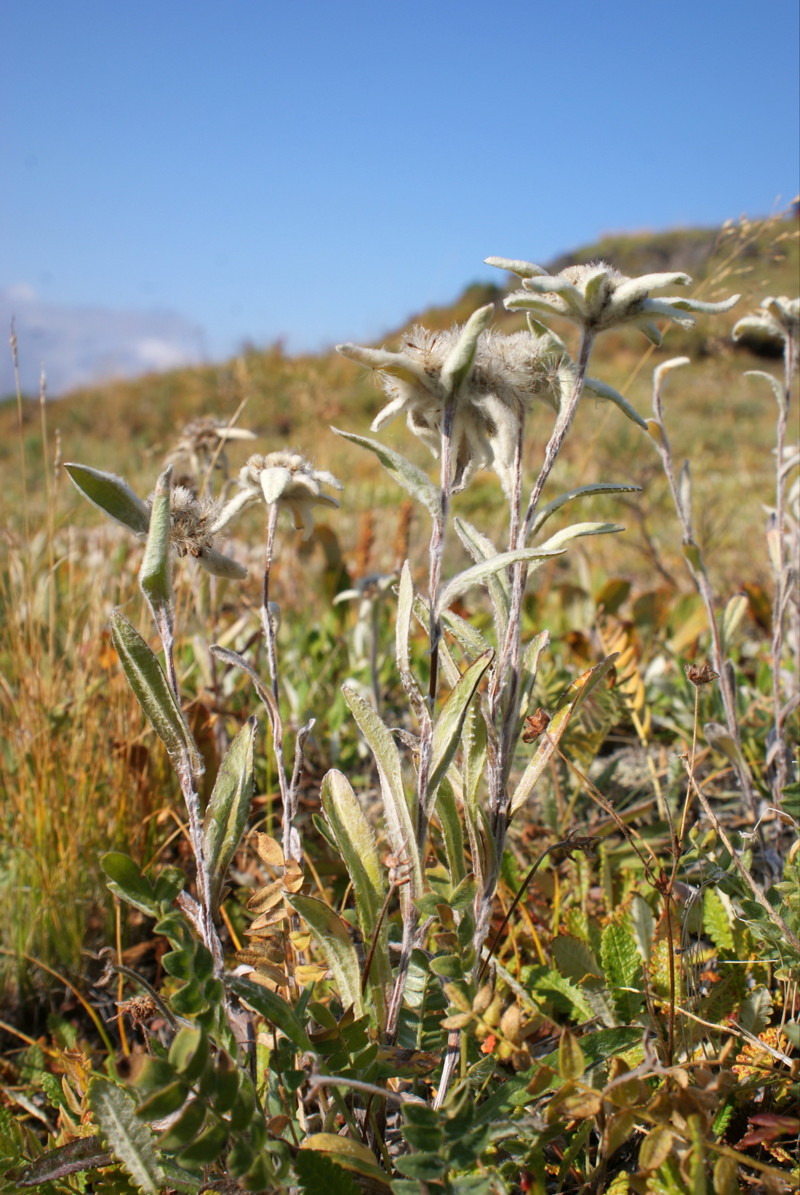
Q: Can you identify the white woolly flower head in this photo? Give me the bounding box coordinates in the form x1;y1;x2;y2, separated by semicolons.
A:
234;451;343;539
155;484;247;579
338;316;573;498
487;256;740;345
165;416;257;478
733;295;800;348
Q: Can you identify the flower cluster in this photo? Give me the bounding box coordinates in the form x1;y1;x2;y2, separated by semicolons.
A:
165;417;257;480
733;295;800;349
231;452;344;539
164;486;247;579
338;322;573;497
487;257;739;345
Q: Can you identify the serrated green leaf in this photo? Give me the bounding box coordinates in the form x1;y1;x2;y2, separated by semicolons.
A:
287;892;363;1014
87;1078;166;1195
703;887;735;952
601;921;643;1023
332;427;439;516
110;609;202;773
300;1133;392;1188
100;852;160;918
295;1149;359;1195
64;462;150;534
341;685;421;894
551;934;602;983
202;717;257;909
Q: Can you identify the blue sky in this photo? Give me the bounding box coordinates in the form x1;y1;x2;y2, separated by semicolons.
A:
3;0;798;394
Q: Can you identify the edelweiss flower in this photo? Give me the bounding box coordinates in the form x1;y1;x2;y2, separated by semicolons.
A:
338;311;573;497
232;452;343;539
732;295;800;349
487;257;739;345
165;417;257;478
165;486;248;579
63;463;248;579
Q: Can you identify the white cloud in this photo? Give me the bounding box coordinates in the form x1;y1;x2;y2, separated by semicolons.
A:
0;286;207;397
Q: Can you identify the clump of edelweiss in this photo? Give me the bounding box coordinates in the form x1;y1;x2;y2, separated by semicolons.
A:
226;452;343;539
338;304;575;497
487;257;740;344
732;296;800;351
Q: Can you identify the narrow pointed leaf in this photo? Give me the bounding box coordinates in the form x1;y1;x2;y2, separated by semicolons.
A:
537;522;624;553
510;655;618;817
584;377;647;428
332;428;439;516
440;303;493;397
428;650;493;801
110;610;202;772
9;1135;112;1185
529;483;640;540
202;717;257;909
436;546;563;618
341;685;421;893
454;517;509;635
87;1078;165;1194
745;369;786;410
139;466;173;613
64;462;150;534
395;561;426;718
287;893;363;1014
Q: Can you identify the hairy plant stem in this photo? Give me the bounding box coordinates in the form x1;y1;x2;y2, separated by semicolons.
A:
651;369;758;817
260;503;296;862
768;328;797;800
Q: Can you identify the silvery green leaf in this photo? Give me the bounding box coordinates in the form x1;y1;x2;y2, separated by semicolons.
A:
509;655;618;817
745;369;786;412
210;488;257;532
110;609;202;773
454;517;509;636
139;467;172;615
665;294;740;315
484;256;546;278
321;769;390;1016
536;522;623;553
202;717;257;910
440;303;493;398
64;462;150;534
529;483;641;540
720;593;749;656
286;893;363;1014
518;629;550;715
436;781;467;887
332;427;439;516
584;377;647;429
612;273;691;305
195;545;247;580
428;649;493;803
436;546;563;619
440;606;492;657
395;561;426;719
341;685;421;893
336;341;430;387
87;1078;165;1194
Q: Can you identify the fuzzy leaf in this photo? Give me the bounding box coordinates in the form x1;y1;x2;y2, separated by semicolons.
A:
440;303;493;397
341;685;421;894
537;522;624;553
428;649;493;802
202;717;257;909
138;467;172;614
287;892;363;1015
87;1078;166;1194
110;609;202;773
436;546;563;618
332;428;439;516
454;517;509;636
529;483;640;540
64;462;150;534
321;768;390;1016
395;561;426;718
510;655;617;817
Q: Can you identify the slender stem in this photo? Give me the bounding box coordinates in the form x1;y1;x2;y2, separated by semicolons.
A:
260;504;296;860
768;330;796;800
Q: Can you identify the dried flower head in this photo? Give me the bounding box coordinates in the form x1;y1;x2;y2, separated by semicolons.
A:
338;317;573;497
488;257;739;345
685;661;719;687
165;417;257;478
732;296;800;349
234;451;343;539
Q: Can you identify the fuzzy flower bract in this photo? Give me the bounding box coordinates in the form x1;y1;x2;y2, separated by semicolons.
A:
488;257;739;345
230;452;343;539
